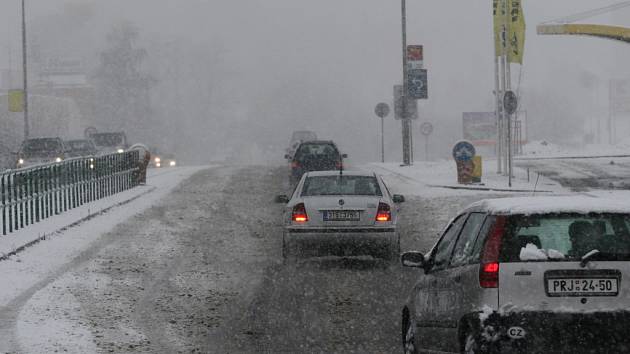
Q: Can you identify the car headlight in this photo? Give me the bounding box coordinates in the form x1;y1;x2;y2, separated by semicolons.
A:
154;157;161;163
18;158;24;165
89;163;95;169
117;148;125;154
55;157;62;163
156;162;161;168
169;160;176;167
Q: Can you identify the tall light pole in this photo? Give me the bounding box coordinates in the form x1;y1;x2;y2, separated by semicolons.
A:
21;0;30;139
400;0;412;165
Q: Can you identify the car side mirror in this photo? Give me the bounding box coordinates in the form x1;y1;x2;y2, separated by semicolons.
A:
275;195;290;204
392;194;405;203
341;154;348;158
401;251;425;268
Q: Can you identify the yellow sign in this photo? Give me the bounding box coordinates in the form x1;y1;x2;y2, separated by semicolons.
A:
8;89;24;113
472;155;483;182
493;0;526;64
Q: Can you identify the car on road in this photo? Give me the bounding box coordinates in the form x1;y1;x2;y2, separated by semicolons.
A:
151;152;177;168
400;196;630;354
286;140;346;184
276;170;404;263
90;131;129;155
65;139;98;158
286;130;318;160
15;137;66;168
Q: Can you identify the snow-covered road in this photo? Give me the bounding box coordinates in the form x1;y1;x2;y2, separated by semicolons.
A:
2;160;621;353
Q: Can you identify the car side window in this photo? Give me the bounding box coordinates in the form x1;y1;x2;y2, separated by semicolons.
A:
431;215;467;271
450;213;487;268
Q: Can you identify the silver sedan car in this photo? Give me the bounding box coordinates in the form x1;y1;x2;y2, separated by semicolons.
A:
276;170;404;263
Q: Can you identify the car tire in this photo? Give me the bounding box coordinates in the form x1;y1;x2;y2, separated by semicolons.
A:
403;320;418;354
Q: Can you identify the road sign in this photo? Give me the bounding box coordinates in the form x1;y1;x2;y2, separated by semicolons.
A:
407;45;423;70
374;103;390;118
452;141;476;162
408;69;428;99
504;90;518;115
394;85;418;120
420;122;433;136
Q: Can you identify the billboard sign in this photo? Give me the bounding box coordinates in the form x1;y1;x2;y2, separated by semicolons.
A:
463;112;496;145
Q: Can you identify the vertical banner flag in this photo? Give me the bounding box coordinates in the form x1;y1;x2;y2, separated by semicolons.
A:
493;0;525;64
8;89;24;112
508;0;526;64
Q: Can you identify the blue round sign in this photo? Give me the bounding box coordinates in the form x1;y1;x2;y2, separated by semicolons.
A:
452;141;476;162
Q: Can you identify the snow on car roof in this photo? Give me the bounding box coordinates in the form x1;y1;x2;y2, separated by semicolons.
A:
306;170;375;177
468;196;630;215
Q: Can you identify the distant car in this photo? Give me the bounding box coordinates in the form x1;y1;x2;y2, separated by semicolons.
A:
286;130;317;160
151;152;177;168
276;170;404;264
15;137;66;168
401;196;630;354
90;132;128;155
286;140;346;184
65;139;98;158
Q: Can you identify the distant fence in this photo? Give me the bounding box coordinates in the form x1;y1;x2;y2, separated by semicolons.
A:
1;151;140;236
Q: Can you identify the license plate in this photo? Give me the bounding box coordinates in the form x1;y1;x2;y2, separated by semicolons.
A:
323;210;360;221
546;278;619;297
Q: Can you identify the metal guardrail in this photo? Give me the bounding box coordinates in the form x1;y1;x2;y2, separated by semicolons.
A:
0;150;140;236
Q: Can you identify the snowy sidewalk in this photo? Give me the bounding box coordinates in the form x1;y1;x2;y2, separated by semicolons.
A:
368;160;566;197
0;166;205;260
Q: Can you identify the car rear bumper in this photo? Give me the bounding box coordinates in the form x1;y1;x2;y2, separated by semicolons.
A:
478;310;630;353
285;227;398;257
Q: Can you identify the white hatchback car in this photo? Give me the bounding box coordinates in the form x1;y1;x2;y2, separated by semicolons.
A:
401;196;630;354
277;170;404;263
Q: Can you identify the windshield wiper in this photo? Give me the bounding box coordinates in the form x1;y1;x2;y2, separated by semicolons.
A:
580;249;601;268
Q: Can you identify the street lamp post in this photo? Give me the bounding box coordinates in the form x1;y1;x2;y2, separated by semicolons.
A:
400;0;412;165
21;0;30;139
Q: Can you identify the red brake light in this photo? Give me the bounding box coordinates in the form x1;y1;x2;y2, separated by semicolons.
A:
292;203;308;223
376;202;391;222
479;216;506;288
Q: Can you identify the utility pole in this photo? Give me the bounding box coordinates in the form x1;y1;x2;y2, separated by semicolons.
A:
21;0;30;139
400;0;412;165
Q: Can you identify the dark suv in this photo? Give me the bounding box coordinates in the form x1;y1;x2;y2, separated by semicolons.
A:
286;141;346;184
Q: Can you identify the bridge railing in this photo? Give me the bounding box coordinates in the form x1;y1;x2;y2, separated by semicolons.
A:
1;150;140;236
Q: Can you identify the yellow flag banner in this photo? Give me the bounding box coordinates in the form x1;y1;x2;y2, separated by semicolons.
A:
508;0;526;64
8;89;24;113
493;0;525;64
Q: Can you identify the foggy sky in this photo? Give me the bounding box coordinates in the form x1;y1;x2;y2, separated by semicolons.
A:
1;0;628;164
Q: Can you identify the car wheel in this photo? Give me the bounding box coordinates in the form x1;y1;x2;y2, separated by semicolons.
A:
462;332;480;354
403;321;418;354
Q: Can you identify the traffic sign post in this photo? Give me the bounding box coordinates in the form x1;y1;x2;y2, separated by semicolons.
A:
503;90;518;187
374;103;391;163
420;122;433;161
408;69;428;99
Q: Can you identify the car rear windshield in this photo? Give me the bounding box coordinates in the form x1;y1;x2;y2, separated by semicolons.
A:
301;176;382;197
92;133;125;147
22;139;62;154
500;213;630;262
294;143;339;161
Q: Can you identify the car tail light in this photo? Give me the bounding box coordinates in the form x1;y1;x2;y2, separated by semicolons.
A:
479;216;507;288
292;203;308;223
376;202;391;222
